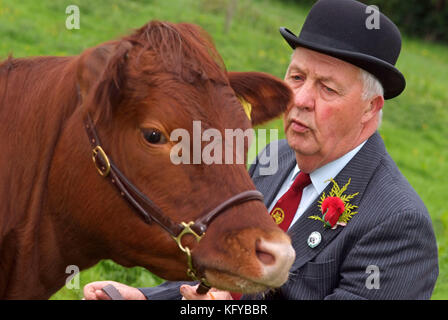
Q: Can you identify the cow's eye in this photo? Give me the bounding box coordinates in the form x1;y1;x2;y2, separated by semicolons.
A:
142;129;167;144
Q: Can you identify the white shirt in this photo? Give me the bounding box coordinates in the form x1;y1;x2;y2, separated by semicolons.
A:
267;141;367;230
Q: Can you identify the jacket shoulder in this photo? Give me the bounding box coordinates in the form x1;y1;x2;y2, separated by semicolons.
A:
358;151;430;226
248;139;292;177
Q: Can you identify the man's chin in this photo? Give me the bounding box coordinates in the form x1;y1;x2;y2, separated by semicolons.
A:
286;131;317;155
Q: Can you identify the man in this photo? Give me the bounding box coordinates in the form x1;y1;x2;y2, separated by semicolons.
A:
84;0;438;300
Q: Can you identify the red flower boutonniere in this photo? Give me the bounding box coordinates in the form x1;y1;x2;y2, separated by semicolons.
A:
309;178;359;229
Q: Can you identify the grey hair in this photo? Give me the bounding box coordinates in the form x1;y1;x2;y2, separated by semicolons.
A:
359;68;384;127
359;68;384;101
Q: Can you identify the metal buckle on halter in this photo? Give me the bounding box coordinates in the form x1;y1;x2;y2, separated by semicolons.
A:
172;222;211;287
92;145;111;177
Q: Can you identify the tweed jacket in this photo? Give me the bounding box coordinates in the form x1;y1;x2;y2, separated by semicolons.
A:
139;132;439;300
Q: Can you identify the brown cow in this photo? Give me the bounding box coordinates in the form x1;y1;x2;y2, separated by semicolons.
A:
0;21;294;299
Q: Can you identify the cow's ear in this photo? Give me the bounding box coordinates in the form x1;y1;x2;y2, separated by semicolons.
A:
76;40;132;122
228;72;293;126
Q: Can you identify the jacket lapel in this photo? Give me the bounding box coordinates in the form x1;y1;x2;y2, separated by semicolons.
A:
286;132;386;271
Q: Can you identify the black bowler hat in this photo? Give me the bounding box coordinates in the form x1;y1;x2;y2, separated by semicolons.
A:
280;0;405;99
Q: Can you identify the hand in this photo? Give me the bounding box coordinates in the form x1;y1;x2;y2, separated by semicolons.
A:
83;281;147;300
180;284;233;300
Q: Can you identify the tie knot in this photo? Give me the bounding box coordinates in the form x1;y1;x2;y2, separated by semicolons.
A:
291;172;311;192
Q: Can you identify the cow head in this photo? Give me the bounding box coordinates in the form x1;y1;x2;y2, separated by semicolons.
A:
50;21;294;294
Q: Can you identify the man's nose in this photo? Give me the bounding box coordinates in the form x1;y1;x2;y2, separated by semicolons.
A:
293;81;316;111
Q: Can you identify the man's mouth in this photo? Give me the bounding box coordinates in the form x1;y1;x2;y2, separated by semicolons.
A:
290;119;310;133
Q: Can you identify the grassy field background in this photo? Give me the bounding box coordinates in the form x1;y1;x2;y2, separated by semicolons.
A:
1;0;446;299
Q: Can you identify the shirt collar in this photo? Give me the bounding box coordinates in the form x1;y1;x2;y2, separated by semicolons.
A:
291;140;367;194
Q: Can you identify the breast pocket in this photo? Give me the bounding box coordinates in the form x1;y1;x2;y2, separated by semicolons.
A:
296;259;337;279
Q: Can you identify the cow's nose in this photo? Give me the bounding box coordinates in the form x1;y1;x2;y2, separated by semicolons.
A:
255;235;296;287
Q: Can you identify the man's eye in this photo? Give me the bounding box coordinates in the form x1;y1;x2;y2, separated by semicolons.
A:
142;129;167;144
292;75;303;81
324;85;337;94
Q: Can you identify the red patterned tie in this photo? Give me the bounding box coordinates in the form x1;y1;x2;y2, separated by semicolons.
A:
231;172;311;300
269;171;311;232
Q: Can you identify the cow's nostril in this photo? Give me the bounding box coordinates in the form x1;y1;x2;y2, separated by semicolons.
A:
255;239;276;265
256;250;276;265
252;235;295;288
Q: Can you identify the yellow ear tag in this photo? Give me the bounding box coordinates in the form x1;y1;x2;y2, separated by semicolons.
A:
238;96;252;120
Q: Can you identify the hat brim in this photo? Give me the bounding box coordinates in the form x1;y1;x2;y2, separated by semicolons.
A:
280;27;405;99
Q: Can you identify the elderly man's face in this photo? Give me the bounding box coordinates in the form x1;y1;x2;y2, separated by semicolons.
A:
284;47;373;172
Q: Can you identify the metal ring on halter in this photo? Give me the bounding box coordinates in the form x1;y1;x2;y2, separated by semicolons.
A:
172;221;211;288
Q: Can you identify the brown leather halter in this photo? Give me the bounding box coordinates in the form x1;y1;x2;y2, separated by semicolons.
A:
83;113;264;294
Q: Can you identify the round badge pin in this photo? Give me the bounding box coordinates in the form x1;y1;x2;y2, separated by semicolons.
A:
307;231;322;248
270;207;285;225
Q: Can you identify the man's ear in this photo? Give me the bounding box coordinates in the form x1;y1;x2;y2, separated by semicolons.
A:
361;95;384;124
76;40;132;122
228;72;293;126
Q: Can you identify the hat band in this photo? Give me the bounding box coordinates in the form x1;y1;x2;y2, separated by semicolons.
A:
299;30;360;53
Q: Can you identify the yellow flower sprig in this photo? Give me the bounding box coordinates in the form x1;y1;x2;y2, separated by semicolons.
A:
309;178;359;227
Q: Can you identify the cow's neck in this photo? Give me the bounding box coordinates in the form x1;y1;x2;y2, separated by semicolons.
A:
4;208;102;299
0;56;99;299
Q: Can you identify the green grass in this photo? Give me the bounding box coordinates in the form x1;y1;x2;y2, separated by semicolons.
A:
1;0;446;299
